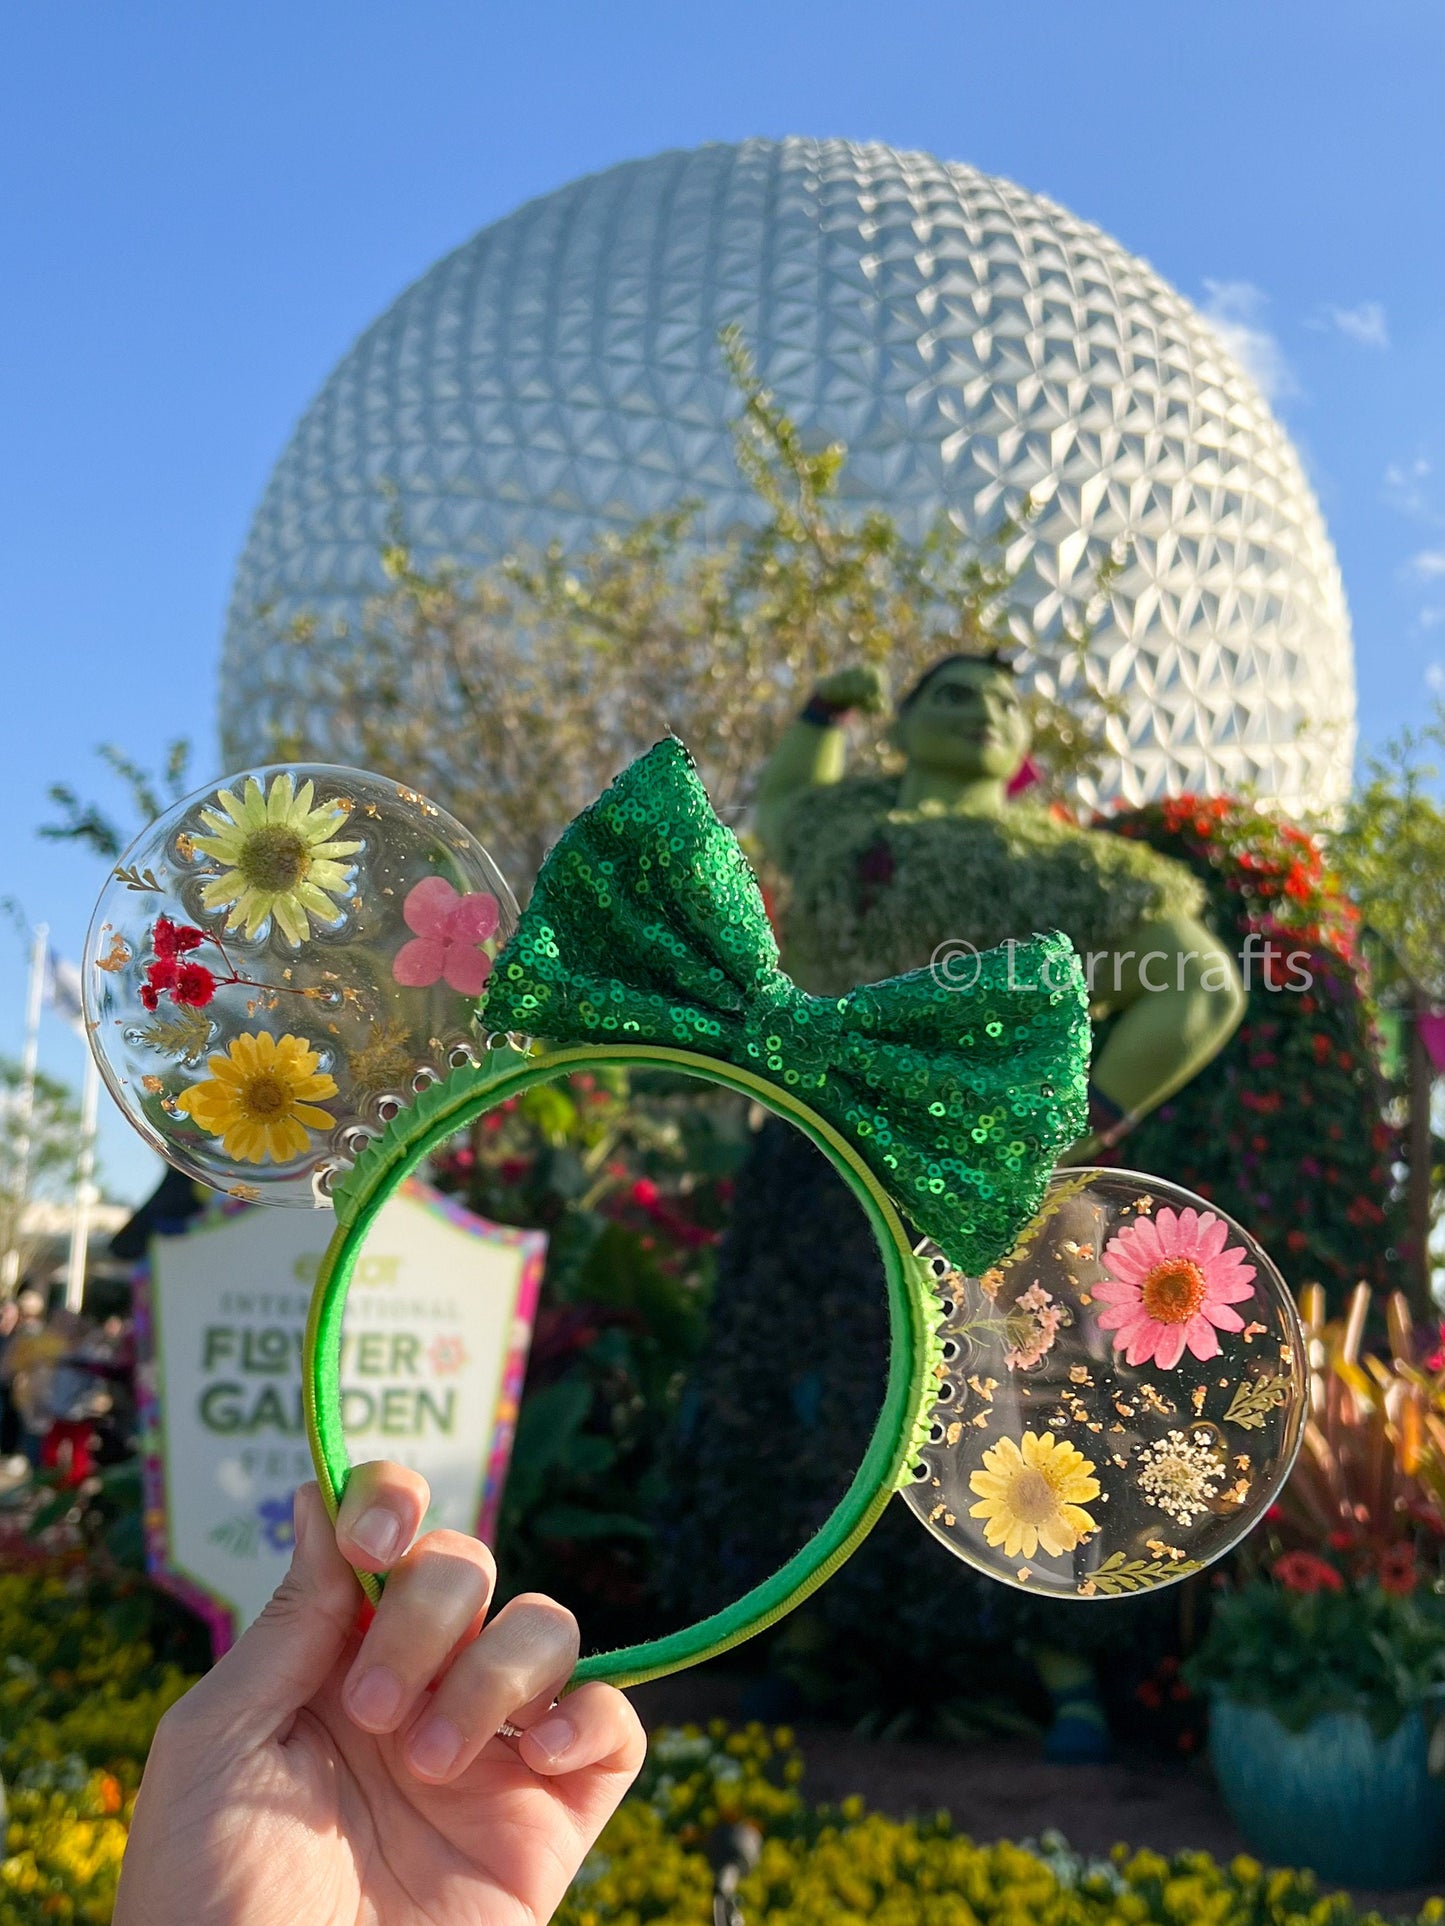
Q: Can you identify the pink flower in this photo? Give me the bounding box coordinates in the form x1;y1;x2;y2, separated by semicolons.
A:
1093;1206;1256;1371
392;877;500;996
1004;1282;1062;1371
428;1333;469;1376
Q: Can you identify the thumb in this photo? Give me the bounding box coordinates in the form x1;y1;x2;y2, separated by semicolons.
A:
182;1482;363;1748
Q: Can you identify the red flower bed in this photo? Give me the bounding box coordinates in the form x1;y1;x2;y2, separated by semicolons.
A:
1097;796;1404;1307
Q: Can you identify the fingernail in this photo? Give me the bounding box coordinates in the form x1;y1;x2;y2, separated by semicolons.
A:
408;1714;464;1779
351;1505;403;1563
347;1665;404;1729
525;1713;576;1767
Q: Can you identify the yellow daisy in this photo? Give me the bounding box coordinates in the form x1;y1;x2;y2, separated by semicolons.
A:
193;774;362;944
968;1431;1100;1561
177;1031;338;1164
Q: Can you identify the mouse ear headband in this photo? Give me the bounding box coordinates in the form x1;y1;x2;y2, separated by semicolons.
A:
86;740;1305;1688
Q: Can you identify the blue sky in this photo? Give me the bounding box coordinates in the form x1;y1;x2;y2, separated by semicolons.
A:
2;0;1442;1203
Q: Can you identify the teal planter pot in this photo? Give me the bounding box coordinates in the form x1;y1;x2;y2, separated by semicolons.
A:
1209;1699;1445;1888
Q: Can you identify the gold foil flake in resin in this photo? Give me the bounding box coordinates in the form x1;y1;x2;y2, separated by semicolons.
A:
94;929;132;973
903;1168;1306;1597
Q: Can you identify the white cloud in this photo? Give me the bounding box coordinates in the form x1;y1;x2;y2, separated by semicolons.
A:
1313;301;1390;350
1408;550;1445;639
1201;280;1298;403
1385;457;1439;525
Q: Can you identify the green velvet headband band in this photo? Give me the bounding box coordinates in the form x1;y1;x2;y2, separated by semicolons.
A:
301;740;1090;1687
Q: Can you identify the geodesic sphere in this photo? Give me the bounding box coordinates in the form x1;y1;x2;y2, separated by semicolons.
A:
223;137;1355;814
83;763;517;1206
902;1168;1305;1596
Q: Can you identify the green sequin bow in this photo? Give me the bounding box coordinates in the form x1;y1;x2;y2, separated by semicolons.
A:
483;739;1090;1272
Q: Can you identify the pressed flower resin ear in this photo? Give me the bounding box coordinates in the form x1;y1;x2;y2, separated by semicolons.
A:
83;764;517;1205
901;1168;1307;1597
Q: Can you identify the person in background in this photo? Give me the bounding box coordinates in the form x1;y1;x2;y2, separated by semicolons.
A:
2;1288;63;1469
39;1310;110;1487
0;1296;22;1460
73;1310;138;1465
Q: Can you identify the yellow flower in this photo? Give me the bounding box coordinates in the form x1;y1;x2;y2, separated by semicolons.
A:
177;1031;338;1164
968;1430;1100;1560
193;773;362;944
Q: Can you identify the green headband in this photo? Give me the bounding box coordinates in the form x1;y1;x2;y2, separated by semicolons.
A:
304;739;1090;1686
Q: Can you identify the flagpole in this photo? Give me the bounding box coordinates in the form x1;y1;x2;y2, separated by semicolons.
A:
2;922;48;1296
64;1048;100;1315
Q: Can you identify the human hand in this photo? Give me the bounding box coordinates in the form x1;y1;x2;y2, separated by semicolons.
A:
815;663;889;714
115;1464;645;1926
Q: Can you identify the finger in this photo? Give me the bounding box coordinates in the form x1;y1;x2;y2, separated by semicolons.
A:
334;1459;429;1572
342;1529;496;1736
517;1680;647;1780
171;1483;361;1749
403;1592;579;1783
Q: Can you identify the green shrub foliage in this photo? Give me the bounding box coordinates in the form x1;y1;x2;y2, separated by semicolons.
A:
1;1577;1437;1924
1185;1575;1445;1738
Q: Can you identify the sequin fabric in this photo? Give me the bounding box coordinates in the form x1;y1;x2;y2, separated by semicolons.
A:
482;739;1089;1272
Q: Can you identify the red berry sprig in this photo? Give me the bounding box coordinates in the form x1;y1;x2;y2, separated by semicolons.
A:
140;919;216;1011
137;914;327;1012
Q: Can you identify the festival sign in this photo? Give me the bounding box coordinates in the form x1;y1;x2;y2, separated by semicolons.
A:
135;1179;543;1652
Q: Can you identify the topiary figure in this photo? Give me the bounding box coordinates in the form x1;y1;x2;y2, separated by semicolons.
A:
659;657;1247;1742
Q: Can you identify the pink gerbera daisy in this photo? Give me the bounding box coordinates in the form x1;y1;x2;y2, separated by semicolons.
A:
1094;1206;1256;1371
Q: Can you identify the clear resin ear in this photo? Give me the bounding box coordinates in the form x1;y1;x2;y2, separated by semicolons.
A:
902;1169;1306;1596
83;764;517;1205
